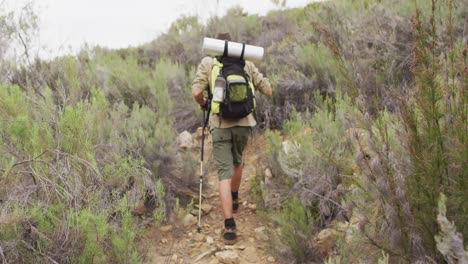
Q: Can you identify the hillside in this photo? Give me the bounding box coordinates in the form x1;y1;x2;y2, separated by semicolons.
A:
0;0;467;263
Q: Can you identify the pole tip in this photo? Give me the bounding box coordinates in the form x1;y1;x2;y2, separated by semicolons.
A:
197;226;202;233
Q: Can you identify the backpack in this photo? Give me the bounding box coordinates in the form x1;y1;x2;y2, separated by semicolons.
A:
209;56;256;120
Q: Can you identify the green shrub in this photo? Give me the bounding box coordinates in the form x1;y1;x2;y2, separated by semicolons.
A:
400;5;468;259
154;179;166;224
77;209;109;264
278;198;316;262
109;196;140;263
294;43;341;90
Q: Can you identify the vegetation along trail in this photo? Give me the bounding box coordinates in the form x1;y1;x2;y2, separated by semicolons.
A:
1;0;466;263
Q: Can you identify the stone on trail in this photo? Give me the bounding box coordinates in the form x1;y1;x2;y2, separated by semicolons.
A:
195;203;213;214
215;250;240;264
243;246;260;263
206;236;214;244
182;214;197;226
194;247;217;263
254;226;268;241
224;245;236;250
236;244;246;250
194;232;205;242
267;256;276;262
178;130;193;149
160;225;173;233
208;258;220;264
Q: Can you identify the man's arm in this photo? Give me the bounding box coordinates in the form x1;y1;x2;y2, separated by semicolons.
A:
246;61;272;97
191;57;212;108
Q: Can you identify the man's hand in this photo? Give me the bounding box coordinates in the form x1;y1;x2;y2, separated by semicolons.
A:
193;89;208;110
199;97;209;110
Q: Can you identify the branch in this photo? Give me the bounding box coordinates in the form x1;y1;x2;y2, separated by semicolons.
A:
0;245;6;264
21;240;59;264
5;150;47;176
16;31;31;66
363;229;408;261
301;187;346;210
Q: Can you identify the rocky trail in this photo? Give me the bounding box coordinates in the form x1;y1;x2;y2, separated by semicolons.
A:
144;132;278;264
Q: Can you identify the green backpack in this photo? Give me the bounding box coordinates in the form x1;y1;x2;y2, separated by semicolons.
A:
210;57;256;120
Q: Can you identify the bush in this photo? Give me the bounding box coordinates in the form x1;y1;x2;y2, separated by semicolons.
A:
278;198;316;262
1;0;466;262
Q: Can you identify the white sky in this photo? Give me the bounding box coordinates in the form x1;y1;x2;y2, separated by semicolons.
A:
4;0;321;59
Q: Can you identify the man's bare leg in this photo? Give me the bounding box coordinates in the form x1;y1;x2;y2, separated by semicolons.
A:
219;179;233;219
231;165;243;192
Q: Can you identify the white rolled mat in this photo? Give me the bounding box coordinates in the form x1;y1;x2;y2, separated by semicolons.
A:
202;37;264;61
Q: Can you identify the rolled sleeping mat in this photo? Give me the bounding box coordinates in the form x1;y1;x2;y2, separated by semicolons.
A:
202;37;264;61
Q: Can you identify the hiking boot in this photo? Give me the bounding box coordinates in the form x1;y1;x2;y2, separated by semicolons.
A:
223;227;237;245
232;198;239;213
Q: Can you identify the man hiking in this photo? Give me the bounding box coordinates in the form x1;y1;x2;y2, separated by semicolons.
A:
191;33;272;245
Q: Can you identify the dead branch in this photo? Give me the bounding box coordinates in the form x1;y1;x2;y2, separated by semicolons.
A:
301;187;346;210
0;245;6;264
20;240;59;264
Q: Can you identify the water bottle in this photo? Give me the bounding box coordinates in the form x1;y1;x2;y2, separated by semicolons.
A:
212;75;226;103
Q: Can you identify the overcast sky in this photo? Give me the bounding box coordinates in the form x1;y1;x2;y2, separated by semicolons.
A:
4;0;321;59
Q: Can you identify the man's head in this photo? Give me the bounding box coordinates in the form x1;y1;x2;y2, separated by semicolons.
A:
216;32;232;41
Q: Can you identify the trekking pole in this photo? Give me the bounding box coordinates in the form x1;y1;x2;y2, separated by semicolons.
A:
197;103;210;233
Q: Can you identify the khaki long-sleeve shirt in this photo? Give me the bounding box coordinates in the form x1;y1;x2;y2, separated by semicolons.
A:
192;56;271;128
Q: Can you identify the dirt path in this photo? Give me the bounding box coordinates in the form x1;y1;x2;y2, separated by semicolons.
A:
144;133;277;264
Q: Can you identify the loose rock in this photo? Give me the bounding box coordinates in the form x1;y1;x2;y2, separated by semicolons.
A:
215;250;239;264
194;247;217;263
313;228;338;256
195;203;213;214
183;214;197;226
243;246;259;263
178;131;193;149
206;236;214;244
194;233;205;242
160;225;173;233
254;226;268;241
267;256;275;262
208;259;219;264
190;209;199;216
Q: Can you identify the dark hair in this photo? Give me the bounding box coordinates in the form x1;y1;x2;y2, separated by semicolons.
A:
216;32;232;41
